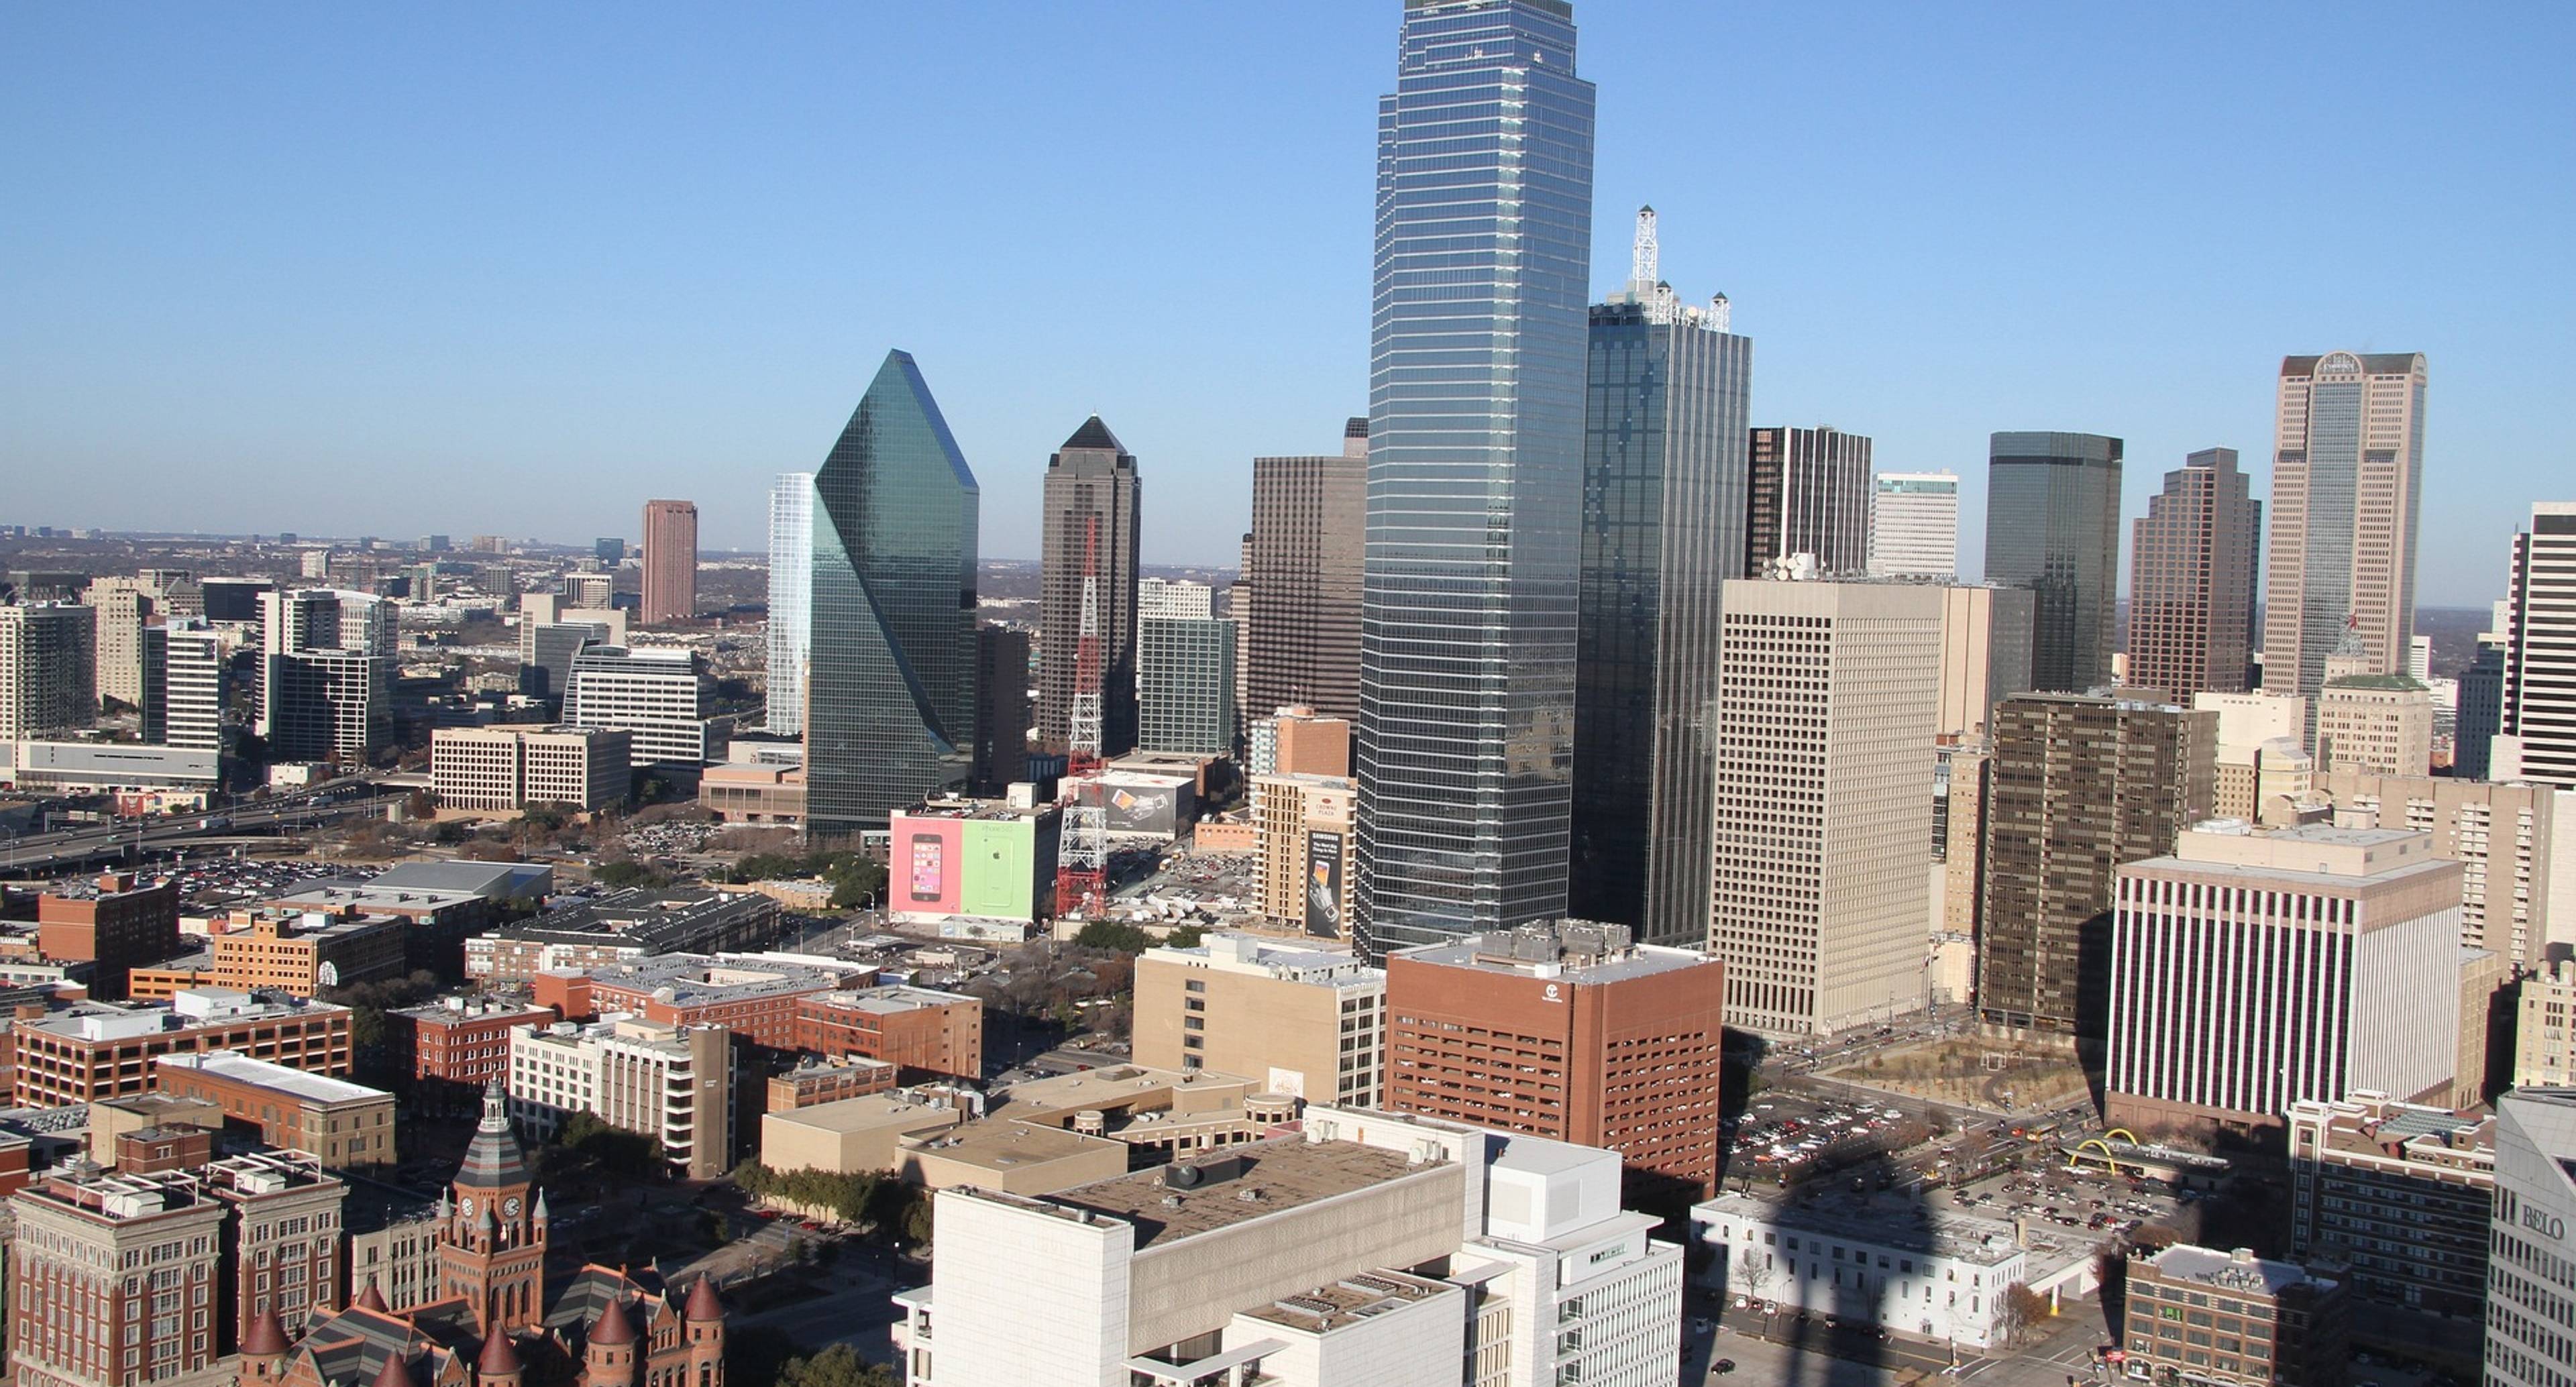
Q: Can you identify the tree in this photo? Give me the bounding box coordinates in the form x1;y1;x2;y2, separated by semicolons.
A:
1161;923;1205;950
592;859;669;890
1996;1283;2051;1345
1071;920;1152;954
778;1344;898;1387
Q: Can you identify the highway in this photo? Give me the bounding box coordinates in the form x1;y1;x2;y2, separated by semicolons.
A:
0;783;403;878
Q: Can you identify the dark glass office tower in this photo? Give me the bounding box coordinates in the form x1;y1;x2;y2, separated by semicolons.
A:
1571;211;1751;944
1246;419;1367;722
1038;419;1140;757
2127;448;2259;702
1743;426;1872;577
1985;431;2123;693
1357;0;1596;958
805;350;979;833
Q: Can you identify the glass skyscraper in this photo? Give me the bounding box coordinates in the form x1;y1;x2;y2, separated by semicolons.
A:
805;350;979;833
1356;0;1595;958
1571;210;1751;945
1984;431;2123;694
765;471;814;735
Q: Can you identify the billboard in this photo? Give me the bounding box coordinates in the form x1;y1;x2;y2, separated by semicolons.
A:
960;817;1039;922
1305;830;1346;937
1100;780;1185;837
889;814;963;918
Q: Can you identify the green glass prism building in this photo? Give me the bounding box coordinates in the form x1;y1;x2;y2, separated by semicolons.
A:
805;350;979;833
1356;0;1596;957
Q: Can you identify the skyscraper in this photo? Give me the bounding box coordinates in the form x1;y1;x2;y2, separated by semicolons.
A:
971;625;1030;793
1571;207;1751;942
2263;352;2430;701
2499;502;2576;788
1244;419;1366;721
1743;427;1872;576
1868;470;1960;579
1708;579;1945;1037
805;351;979;832
1978;691;2215;1039
2487;1089;2576;1387
0;602;97;739
2127;447;2259;702
1358;0;1595;958
160;623;223;754
1136;579;1236;758
1037;418;1140;757
765;473;814;736
1985;431;2123;693
639;499;698;626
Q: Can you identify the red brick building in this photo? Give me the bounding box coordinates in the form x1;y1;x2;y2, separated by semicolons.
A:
1385;920;1726;1201
37;871;180;1001
390;998;559;1117
534;953;850;1050
794;986;985;1081
11;988;355;1108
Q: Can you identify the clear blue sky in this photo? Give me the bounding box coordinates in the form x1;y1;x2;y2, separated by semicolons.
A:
5;3;2569;606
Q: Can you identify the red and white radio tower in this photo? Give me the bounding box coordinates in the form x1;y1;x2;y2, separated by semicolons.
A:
1054;516;1108;919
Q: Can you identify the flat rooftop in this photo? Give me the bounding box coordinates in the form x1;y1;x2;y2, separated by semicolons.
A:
910;1117;1114;1170
584;953;847;1003
815;985;975;1016
1697;1187;2087;1270
2145;1243;2335;1296
775;1094;965;1136
158;1052;386;1106
1044;1135;1430;1250
1238;1270;1452;1333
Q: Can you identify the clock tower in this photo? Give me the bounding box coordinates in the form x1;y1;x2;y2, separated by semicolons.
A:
437;1081;549;1336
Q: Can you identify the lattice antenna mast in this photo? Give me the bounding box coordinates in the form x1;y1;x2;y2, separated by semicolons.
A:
1055;515;1108;919
1631;205;1658;287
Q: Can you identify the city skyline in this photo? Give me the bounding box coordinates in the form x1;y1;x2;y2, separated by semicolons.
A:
4;5;2568;605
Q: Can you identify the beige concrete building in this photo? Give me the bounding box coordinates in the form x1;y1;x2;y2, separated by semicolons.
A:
1935;584;2035;741
431;723;631;812
1711;578;1945;1036
2264;351;2429;704
505;1017;735;1178
84;583;156;710
761;1092;969;1178
2514;958;2576;1089
1134;933;1384;1106
1249;773;1356;937
2323;769;2559;964
2196;690;2318;824
2318;674;2434;777
154;1050;396;1168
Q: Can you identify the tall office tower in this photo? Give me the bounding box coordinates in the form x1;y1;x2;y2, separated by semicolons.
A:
1358;0;1594;958
160;624;224;753
259;587;341;657
1571;207;1752;942
1708;579;1945;1036
806;351;980;831
1233;531;1253;724
1978;691;2215;1039
2106;824;2467;1132
971;625;1031;793
765;472;815;736
199;575;274;624
2499;502;2576;787
1245;418;1366;720
2409;635;2432;683
2263;352;2430;705
594;536;625;566
1385;920;1725;1199
264;650;391;764
563;645;721;771
1137;579;1237;757
1935;584;2036;741
2127;447;2259;701
639;498;699;625
83;583;156;709
1037;417;1140;755
134;624;167;744
2487;1088;2576;1387
1743;427;1871;575
0;602;98;738
2458;620;2509;780
1986;431;2123;693
1868;470;1960;579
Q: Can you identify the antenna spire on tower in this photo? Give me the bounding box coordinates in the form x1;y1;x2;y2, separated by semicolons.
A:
1631;205;1658;288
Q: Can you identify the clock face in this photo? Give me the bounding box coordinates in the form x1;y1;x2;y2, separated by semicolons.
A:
460;1197;476;1219
504;1197;521;1218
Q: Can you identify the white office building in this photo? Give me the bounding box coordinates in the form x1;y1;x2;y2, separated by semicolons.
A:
2486;1088;2576;1387
561;645;724;771
506;1016;733;1179
894;1107;1682;1387
160;624;225;753
767;471;814;736
431;724;631;812
1868;471;1960;579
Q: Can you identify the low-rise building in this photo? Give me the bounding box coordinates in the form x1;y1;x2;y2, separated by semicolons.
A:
429;723;631;812
154;1051;396;1169
11;988;356;1108
761;1092;974;1183
534;951;851;1050
466;887;782;983
794;986;984;1081
206;909;407;995
1693;1185;2101;1349
36;871;180;1002
386;996;558;1117
2285;1091;2491;1324
766;1056;900;1111
1133;932;1382;1106
698;760;806;824
505;1016;735;1178
2120;1243;2349;1387
892;1107;1682;1387
888;796;1063;931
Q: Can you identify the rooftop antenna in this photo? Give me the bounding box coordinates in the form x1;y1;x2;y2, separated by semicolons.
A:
1630;205;1658;288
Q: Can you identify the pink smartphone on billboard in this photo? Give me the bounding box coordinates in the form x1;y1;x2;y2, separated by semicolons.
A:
910;835;943;900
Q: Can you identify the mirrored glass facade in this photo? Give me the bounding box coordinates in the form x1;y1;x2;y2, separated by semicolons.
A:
806;351;979;832
766;471;814;735
2263;352;2429;702
1356;0;1595;958
1984;431;2123;694
1572;301;1751;944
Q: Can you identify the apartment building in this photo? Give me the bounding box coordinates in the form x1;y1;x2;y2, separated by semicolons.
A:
506;1017;735;1179
12;989;355;1108
2286;1091;2492;1323
387;997;558;1117
2322;769;2559;965
1387;920;1725;1199
154;1051;396;1170
429;724;631;812
893;1107;1682;1387
1134;932;1385;1107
